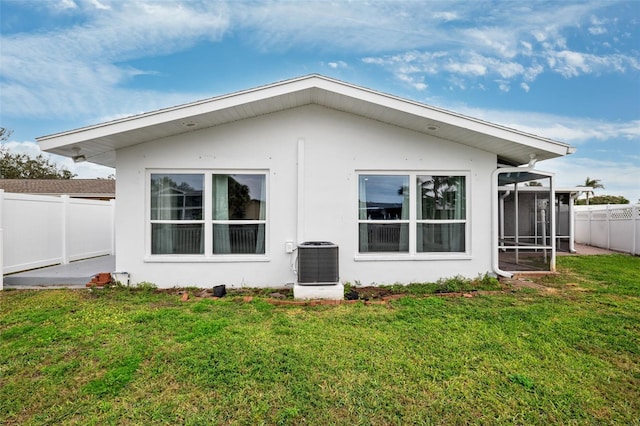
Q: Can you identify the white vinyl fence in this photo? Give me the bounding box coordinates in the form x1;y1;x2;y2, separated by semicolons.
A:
574;204;640;255
0;190;115;289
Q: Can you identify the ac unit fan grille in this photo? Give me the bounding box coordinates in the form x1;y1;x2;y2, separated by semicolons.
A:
297;242;339;285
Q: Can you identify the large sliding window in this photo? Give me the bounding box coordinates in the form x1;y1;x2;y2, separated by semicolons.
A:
149;171;267;258
358;172;467;255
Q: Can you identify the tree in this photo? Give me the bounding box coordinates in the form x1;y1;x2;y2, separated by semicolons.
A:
0;127;13;142
580;177;604;205
0;128;76;179
575;195;629;205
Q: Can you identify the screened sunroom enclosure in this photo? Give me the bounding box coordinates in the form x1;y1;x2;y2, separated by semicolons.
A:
495;169;556;273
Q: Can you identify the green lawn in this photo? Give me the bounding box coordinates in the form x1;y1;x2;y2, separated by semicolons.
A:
1;254;639;425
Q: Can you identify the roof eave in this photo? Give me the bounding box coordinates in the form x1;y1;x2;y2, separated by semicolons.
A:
38;74;574;169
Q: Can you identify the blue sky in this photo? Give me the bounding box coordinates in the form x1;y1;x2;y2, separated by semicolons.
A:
1;0;638;202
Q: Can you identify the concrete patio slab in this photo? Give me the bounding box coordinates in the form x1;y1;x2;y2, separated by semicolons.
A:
3;255;115;289
559;243;623;256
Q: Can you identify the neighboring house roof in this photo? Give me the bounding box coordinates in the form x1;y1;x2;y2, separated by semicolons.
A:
0;179;115;198
37;74;575;167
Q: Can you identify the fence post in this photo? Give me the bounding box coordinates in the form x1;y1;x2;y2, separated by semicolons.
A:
0;190;4;291
587;207;592;246
110;199;116;255
61;195;70;265
634;204;638;256
606;205;611;250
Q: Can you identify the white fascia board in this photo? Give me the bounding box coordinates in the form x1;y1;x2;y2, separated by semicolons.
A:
37;74;572;158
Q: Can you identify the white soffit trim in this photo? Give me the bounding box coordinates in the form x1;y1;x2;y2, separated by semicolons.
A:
37;74;574;167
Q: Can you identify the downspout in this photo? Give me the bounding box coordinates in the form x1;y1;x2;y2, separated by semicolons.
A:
499;190;511;250
550;178;556;272
291;138;305;279
0;190;4;291
297;138;305;245
514;182;519;265
491;169;513;278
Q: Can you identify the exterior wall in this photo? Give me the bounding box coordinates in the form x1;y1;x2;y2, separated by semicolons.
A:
116;105;496;288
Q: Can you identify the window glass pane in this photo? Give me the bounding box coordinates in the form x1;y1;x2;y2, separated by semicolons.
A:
151;223;203;254
417;223;465;252
151;174;203;220
359;175;409;220
417;176;465;220
213;224;265;254
213;174;266;220
359;223;409;252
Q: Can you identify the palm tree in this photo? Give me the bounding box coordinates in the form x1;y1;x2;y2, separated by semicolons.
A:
581;177;604;205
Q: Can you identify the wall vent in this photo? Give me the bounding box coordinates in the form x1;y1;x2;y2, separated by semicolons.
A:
297;241;339;285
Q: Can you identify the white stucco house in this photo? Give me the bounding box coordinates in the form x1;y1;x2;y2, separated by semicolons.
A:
38;75;575;289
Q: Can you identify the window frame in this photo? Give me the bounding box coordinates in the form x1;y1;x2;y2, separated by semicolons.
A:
211;173;268;255
355;170;471;261
145;169;270;263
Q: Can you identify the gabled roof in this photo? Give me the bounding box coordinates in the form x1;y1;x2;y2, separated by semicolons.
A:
0;179;115;198
37;74;574;168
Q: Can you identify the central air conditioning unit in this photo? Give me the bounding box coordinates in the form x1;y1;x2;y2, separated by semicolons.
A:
297;241;339;285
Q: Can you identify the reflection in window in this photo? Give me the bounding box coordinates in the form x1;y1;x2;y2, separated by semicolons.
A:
357;173;468;255
152;223;203;254
151;174;203;220
212;174;266;254
150;174;204;254
358;175;409;252
417;175;466;253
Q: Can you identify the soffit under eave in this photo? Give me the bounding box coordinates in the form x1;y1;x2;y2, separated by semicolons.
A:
41;81;571;168
43;111;568;170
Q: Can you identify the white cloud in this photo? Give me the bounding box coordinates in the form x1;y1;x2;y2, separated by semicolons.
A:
327;61;348;69
89;0;110;10
523;63;544;81
397;73;427;91
357;2;637;91
1;1;231;118
433;11;458;22
462;27;519;59
445;60;487;76
56;0;78;10
1;0;638;124
520;82;530;92
549;50;639;78
588;15;608;35
542;156;640;203
589;26;607;35
444;103;640;145
496;80;510;92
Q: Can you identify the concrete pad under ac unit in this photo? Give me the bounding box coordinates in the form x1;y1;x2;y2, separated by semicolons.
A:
294;282;344;300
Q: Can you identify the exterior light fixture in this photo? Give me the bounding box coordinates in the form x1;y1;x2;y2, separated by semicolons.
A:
72;147;86;163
